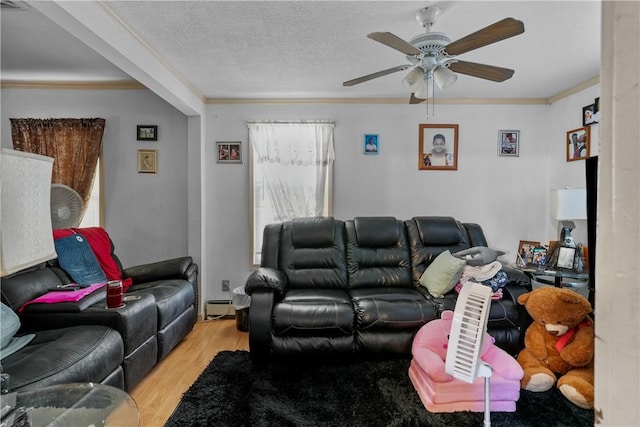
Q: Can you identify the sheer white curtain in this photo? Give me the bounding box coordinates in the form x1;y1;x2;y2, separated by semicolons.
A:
248;121;335;264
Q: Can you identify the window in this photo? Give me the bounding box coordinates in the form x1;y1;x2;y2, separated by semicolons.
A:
249;122;335;266
79;158;101;228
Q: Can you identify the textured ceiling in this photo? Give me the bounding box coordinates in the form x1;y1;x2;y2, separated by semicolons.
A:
1;1;601;100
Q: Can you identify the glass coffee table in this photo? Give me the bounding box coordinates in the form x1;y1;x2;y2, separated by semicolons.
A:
1;383;139;427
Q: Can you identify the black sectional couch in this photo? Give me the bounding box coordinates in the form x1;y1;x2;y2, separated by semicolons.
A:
245;216;531;360
1;237;197;393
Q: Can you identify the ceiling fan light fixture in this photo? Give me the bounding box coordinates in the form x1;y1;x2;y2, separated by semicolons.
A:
414;72;433;100
434;65;458;90
401;67;425;92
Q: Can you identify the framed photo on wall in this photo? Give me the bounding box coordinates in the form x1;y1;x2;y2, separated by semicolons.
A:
418;124;458;170
137;125;158;141
364;134;379;154
498;130;520;157
137;149;157;173
217;142;242;163
566;127;590;162
582;104;598;126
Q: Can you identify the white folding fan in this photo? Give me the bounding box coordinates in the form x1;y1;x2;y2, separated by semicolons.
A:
445;282;493;426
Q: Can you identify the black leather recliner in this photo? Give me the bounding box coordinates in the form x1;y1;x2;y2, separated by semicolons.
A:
245;216;531;360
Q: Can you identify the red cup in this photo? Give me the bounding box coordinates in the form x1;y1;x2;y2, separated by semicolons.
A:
107;280;123;308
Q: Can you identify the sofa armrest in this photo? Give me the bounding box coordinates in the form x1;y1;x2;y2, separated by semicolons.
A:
245;268;287;298
123;257;197;285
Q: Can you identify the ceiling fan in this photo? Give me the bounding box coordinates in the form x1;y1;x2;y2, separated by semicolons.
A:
343;6;525;104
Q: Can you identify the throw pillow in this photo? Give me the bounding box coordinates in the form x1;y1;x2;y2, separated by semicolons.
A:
1;303;35;360
54;233;107;285
419;250;466;298
453;246;506;266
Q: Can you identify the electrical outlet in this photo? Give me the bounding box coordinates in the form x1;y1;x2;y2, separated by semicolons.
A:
221;280;230;292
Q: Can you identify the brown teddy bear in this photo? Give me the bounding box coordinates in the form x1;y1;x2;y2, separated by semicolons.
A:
517;287;594;409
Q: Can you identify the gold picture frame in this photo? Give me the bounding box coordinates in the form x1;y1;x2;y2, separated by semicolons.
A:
137;149;157;173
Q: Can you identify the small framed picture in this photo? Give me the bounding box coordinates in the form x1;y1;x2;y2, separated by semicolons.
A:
498;130;520;157
137;149;157;173
531;246;548;267
364;134;379;154
418;124;459;170
516;240;540;267
217;142;242;163
137;125;158;141
582;104;598;126
566;127;590;162
556;246;577;270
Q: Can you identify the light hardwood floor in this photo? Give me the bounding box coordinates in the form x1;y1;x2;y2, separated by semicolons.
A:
129;318;249;426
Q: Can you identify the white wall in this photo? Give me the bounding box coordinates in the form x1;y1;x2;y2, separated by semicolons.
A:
547;84;600;245
204;99;594;301
1;88;190;268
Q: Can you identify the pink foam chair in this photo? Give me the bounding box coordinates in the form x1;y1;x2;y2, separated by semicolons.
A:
409;310;524;413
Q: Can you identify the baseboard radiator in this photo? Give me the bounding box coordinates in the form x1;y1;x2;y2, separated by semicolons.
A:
206;299;235;319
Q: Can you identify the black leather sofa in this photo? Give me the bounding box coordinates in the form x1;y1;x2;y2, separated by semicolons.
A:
1;238;198;393
245;216;531;360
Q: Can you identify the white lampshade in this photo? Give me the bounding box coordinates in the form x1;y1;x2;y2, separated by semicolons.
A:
550;188;587;220
402;67;425;92
414;72;434;100
1;149;57;276
434;66;458;90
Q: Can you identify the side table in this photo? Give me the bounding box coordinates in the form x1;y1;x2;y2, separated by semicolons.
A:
517;266;589;289
0;383;139;426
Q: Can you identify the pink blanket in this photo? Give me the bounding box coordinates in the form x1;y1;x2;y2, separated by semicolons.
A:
19;282;106;312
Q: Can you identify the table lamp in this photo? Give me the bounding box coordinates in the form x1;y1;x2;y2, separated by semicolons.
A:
1;149;57;276
550;188;587;248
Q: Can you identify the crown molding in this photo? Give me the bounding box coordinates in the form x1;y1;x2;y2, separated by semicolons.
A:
0;80;146;90
206;97;548;105
547;75;600;104
1;75;600;106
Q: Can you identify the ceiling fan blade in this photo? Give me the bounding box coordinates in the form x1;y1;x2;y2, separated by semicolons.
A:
409;93;426;104
368;32;422;56
343;65;411;87
448;61;515;82
445;18;524;56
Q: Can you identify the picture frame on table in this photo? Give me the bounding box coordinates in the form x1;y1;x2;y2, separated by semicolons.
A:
556;246;577;270
418;124;458;170
516;240;540;267
137;149;157;173
137;125;158;141
217;142;242;163
498;130;520;157
531;246;548;267
566;127;590;162
364;134;379;155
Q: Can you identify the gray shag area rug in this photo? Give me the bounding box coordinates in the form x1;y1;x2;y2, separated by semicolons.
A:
165;350;593;427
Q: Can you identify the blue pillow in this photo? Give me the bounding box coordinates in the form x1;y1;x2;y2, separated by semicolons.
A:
54;234;107;285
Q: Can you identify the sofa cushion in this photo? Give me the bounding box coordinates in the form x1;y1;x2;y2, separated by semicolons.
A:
272;289;354;337
352;217;400;248
345;218;413;289
418;250;466;298
1;325;123;392
291;217;336;248
412;217;466;246
279;219;348;290
350;288;438;330
128;279;194;330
